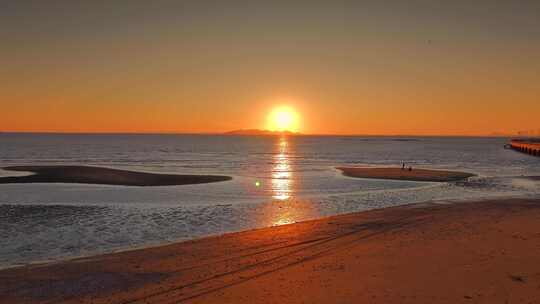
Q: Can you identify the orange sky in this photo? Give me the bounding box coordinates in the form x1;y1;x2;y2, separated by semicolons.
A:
2;2;539;135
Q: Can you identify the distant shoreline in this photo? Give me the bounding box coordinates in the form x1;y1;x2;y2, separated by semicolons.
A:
0;131;526;138
0;166;232;186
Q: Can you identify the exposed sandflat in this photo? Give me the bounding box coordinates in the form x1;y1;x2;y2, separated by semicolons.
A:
0;165;232;186
1;198;540;303
337;166;475;182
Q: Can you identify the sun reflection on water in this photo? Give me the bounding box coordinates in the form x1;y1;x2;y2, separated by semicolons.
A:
247;136;315;227
272;137;292;201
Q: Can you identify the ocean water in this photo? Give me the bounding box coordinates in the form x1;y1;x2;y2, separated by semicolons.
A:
0;134;539;268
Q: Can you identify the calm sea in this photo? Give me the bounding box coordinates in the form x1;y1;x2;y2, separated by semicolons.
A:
1;134;539;268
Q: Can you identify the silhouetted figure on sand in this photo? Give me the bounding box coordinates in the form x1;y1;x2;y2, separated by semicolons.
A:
408;166;412;171
402;163;405;170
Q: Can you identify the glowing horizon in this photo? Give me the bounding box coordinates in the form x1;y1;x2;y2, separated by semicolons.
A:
1;2;539;136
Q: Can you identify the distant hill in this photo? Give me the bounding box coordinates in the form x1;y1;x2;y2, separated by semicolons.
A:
224;129;301;136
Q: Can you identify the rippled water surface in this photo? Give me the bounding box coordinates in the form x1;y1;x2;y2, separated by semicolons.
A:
1;134;539;268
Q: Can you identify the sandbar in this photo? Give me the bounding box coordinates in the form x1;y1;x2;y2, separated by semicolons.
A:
0;165;232;186
337;166;475;182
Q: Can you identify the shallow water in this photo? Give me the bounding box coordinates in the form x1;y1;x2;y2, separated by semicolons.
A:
0;134;539;268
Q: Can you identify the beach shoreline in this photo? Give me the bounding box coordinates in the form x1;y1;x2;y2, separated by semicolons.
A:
2;197;540;303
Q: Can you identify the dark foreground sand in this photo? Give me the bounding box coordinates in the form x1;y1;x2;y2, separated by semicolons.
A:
337;167;475;182
0;166;232;186
2;198;540;303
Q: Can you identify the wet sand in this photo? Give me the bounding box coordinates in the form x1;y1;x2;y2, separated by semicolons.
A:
0;166;232;186
2;198;540;303
337;167;475;182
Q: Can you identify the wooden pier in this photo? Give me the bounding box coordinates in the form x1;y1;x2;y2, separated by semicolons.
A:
510;139;540;157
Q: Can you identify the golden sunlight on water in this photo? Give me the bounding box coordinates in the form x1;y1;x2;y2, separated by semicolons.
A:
259;198;316;227
271;137;292;201
263;136;313;227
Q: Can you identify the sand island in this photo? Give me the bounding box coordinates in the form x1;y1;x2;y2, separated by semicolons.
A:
337;167;475;182
0;166;232;186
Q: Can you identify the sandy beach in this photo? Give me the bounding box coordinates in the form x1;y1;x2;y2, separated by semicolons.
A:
2;197;540;303
0;166;232;186
337;167;475;182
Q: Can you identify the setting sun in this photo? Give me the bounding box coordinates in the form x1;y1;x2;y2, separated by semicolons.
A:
267;106;299;132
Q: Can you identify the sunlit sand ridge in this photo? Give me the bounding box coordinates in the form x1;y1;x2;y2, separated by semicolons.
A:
337;167;475;182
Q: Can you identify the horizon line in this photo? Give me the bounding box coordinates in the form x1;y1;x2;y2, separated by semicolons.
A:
0;131;525;138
